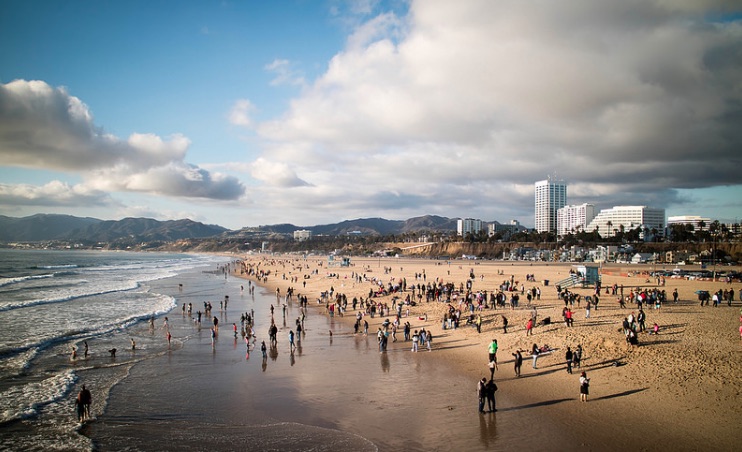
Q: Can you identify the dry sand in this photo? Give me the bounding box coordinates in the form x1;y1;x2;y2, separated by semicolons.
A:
234;255;741;450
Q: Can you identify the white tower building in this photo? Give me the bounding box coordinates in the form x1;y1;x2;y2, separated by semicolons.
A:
534;179;567;233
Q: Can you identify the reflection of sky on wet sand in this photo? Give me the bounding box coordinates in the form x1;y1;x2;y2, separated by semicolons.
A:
92;273;571;450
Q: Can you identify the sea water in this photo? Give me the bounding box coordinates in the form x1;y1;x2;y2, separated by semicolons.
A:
0;249;231;451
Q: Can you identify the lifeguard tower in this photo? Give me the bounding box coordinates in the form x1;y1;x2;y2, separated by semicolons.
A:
556;263;601;289
328;256;351;267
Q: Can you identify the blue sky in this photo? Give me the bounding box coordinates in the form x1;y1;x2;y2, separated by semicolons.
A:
1;0;740;230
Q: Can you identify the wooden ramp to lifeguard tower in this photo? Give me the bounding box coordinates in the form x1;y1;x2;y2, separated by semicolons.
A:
556;264;601;289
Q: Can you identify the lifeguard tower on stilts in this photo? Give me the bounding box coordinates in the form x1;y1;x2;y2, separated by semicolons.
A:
556;263;601;289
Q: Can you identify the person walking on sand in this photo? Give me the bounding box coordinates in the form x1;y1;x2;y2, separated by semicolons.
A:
261;340;267;358
579;371;590;402
477;377;487;413
512;350;523;377
531;343;540;369
525;318;533;336
488;339;498;364
501;315;508;334
565;347;573;374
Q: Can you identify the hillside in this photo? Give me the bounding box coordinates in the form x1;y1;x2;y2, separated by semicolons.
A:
0;214;227;243
0;214;101;241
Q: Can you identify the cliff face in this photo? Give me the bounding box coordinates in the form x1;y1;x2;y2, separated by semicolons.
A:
400;242;549;258
397;241;741;262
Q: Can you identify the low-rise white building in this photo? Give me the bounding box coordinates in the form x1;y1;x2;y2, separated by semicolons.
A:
667;215;711;231
557;203;596;236
586;206;665;238
488;220;521;238
293;229;312;241
457;218;484;237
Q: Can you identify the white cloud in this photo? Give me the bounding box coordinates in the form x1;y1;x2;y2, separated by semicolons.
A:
87;162;245;200
264;59;306;87
247;0;742;225
250;158;310;188
0;181;112;207
0;79;246;202
228;99;255;127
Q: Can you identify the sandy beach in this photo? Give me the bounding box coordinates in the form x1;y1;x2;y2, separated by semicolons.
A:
233;254;742;450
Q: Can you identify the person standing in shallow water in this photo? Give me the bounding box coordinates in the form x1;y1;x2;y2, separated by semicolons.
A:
485;379;498;412
75;385;92;422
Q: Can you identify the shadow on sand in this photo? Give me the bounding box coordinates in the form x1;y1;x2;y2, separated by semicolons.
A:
500;398;573;412
592;387;648;401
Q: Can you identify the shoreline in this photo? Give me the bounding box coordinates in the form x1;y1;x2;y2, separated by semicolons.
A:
233;255;742;450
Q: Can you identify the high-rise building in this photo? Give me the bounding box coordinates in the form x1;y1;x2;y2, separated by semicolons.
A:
557;203;596;236
534;179;567;233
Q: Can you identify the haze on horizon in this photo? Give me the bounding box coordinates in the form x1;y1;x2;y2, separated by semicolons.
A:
1;0;741;230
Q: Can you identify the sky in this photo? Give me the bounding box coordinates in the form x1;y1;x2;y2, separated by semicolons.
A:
1;0;741;230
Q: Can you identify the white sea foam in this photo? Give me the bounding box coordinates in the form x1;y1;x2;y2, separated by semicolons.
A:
0;370;76;424
36;264;79;269
0;273;54;288
0;280;140;312
0;347;38;376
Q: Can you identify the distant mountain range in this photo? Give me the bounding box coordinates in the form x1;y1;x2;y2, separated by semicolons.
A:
237;215;459;237
0;214;228;243
0;213;508;243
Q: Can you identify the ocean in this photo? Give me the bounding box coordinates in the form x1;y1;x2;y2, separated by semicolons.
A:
0;249;232;451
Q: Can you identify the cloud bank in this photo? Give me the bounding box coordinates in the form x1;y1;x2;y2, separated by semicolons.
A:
0;79;245;206
245;0;742;224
